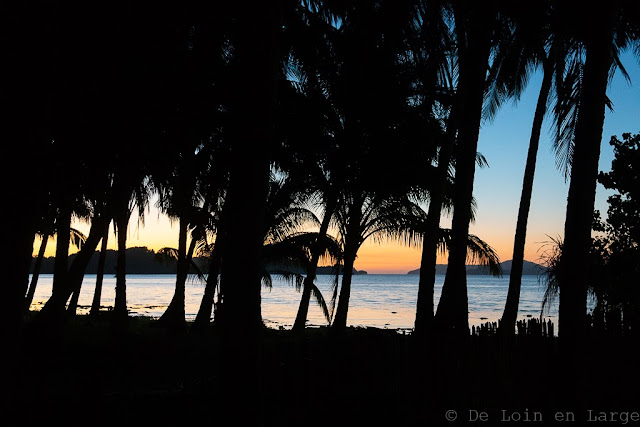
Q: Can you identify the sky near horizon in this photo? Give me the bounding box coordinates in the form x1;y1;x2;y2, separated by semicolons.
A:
38;52;640;274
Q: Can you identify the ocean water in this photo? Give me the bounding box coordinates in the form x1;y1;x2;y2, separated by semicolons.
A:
28;273;557;331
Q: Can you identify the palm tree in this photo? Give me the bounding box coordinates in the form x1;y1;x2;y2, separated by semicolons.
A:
259;172;340;328
411;0;458;337
24;226;87;312
490;2;567;333
24;234;51;312
154;152;208;329
210;171;335;330
216;5;283;421
193;232;224;330
156;220;208;329
110;177;151;326
89;227;110;317
218;3;281;341
261;230;336;325
557;1;638;341
331;192;424;330
64;213;112;317
193;185;228;330
291;193;339;331
434;1;505;335
282;0;432;332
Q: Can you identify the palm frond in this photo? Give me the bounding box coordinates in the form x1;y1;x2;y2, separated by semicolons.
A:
261;271;273;290
155;247;179;265
435;229;502;276
552;48;584;179
466;233;502;277
69;227;87;250
475;152;489;169
537;236;563;316
265;270;305;290
328;258;342;321
310;282;331;324
186;258;207;285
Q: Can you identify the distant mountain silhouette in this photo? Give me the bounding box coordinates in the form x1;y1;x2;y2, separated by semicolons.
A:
32;247;367;275
31;246;207;275
407;259;546;275
316;265;367;275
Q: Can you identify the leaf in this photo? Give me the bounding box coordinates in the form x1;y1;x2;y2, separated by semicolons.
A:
310;282;331;324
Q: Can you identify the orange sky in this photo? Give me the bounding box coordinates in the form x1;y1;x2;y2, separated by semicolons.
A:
36;201;553;274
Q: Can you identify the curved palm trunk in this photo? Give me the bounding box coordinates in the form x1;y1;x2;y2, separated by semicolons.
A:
90;228;109;316
66;214;111;316
193;239;223;330
434;14;492;335
501;58;553;333
52;205;72;299
113;206;131;326
560;23;614;342
331;248;357;331
414;109;458;337
159;218;192;329
292;195;337;332
37;206;72;325
24;235;49;312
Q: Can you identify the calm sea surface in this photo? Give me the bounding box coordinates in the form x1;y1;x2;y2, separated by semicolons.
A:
31;274;557;329
29;273;557;330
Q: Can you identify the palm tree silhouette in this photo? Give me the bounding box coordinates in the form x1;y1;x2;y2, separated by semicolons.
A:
260;173;336;321
411;0;458;337
557;1;638;341
490;2;569;333
89;227;110;317
154;149;209;330
434;1;507;335
331;192;424;330
25;226;87;313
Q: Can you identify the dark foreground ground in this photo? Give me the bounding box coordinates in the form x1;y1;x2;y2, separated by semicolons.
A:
6;316;640;426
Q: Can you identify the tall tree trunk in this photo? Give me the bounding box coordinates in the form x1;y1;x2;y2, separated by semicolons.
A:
331;247;357;332
292;194;337;332
113;205;131;327
501;58;554;333
90;228;109;317
218;4;281;423
434;12;493;335
25;235;49;312
559;18;614;342
37;206;72;326
558;9;615;412
414;108;458;337
66;214;111;316
52;205;72;298
193;235;224;330
159;217;191;329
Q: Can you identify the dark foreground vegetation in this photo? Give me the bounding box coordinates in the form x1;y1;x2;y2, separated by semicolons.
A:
8;316;640;427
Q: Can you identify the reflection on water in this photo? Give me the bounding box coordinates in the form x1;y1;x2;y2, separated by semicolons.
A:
28;274;557;330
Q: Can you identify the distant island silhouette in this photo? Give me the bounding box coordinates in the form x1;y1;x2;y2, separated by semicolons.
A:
406;259;546;275
31;246;367;275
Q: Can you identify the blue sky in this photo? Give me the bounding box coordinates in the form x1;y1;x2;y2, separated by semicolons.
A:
470;50;640;267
